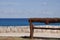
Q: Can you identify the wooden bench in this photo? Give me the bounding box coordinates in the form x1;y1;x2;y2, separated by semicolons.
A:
29;18;60;39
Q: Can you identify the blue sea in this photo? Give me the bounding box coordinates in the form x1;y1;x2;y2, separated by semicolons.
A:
0;18;60;26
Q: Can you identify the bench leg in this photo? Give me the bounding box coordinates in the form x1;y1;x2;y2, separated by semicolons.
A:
30;27;34;39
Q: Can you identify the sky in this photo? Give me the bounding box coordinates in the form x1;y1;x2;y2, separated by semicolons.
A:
0;0;60;18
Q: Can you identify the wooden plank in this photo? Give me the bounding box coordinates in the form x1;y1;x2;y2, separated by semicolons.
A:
29;18;60;23
34;27;60;30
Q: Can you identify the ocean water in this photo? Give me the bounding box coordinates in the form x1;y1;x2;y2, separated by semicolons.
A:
0;18;29;26
0;18;60;26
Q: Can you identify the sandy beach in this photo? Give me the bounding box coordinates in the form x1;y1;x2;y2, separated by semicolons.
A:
0;26;60;38
0;26;60;33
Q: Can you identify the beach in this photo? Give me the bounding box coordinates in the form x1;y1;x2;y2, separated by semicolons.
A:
0;25;60;33
0;25;60;38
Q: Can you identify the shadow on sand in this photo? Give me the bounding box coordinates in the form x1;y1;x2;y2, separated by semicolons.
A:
21;36;60;40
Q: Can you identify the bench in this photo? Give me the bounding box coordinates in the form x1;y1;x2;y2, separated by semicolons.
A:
29;18;60;39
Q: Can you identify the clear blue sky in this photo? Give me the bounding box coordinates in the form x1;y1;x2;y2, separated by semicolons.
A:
0;0;60;18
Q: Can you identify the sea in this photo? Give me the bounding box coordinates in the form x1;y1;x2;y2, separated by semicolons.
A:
0;18;60;26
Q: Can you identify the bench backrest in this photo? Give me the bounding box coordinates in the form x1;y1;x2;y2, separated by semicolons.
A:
29;18;60;24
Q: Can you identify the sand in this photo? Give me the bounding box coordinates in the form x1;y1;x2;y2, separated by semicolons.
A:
0;33;60;38
0;26;60;33
0;26;60;38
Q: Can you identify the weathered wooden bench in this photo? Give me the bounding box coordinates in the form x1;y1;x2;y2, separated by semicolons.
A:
29;18;60;39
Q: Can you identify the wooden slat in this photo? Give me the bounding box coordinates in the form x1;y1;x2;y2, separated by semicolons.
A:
29;18;60;23
34;27;60;30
